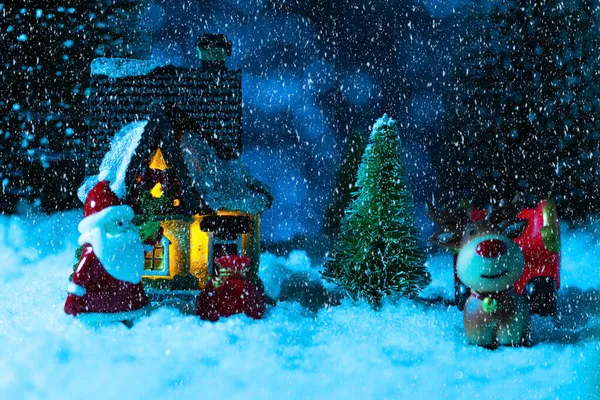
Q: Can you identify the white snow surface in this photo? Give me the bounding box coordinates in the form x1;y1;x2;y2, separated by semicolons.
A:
78;121;148;202
260;250;321;299
0;212;598;399
91;58;166;79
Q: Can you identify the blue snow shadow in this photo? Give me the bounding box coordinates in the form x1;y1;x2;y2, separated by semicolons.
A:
419;287;600;347
531;287;600;345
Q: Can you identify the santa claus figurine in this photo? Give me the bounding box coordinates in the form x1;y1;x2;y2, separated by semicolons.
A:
64;180;151;323
196;255;265;321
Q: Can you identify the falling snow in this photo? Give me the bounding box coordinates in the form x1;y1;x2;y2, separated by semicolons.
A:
1;1;600;398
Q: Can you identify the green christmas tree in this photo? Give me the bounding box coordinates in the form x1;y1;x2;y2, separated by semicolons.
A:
322;114;430;305
324;129;368;237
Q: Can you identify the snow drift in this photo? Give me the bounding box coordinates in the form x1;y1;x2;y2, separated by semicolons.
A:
0;212;597;399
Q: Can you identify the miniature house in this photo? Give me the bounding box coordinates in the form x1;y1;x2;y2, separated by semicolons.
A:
79;34;272;291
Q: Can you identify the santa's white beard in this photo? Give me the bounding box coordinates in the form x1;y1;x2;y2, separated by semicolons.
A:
79;227;144;284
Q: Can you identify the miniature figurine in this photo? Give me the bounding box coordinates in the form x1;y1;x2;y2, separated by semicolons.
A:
426;197;531;348
451;200;561;316
64;180;151;323
196;255;265;321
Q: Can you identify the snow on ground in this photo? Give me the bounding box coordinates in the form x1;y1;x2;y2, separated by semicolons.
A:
0;211;598;399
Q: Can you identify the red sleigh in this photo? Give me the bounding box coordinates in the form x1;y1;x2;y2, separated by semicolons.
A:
454;200;561;316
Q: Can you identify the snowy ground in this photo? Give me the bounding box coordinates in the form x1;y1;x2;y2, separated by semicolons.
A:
0;211;598;399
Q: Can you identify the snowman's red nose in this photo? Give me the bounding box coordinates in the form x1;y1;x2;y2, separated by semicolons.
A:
476;239;507;258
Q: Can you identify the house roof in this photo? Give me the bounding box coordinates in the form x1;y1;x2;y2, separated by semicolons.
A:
87;57;243;176
182;128;272;215
79;106;272;215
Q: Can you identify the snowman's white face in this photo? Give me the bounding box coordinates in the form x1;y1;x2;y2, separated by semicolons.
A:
456;234;525;293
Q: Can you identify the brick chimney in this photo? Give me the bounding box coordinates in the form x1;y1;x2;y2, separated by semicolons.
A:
196;33;232;70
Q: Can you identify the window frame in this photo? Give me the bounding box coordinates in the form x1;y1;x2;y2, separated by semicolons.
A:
143;235;171;277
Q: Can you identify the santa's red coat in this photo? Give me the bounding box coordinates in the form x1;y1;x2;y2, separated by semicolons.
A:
64;245;149;316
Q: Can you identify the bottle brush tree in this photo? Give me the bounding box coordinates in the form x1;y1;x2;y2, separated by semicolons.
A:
322;114;430;305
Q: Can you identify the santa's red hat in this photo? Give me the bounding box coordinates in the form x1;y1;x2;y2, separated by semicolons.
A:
78;180;134;235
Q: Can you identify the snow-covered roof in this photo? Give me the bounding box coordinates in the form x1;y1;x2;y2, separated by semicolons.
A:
182;132;271;215
79;119;271;215
78;121;148;202
88;57;243;169
91;58;167;79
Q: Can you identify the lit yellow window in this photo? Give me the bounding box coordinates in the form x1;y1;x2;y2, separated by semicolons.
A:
150;182;163;198
149;148;168;171
143;235;171;276
144;244;164;271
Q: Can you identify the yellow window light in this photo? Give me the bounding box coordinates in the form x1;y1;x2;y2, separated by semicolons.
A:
150;182;164;198
173;199;180;207
149;148;168;171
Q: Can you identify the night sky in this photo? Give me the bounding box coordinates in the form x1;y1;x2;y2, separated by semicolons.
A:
140;0;458;240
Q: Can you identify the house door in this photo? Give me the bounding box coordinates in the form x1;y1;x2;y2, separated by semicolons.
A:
209;231;243;275
200;215;253;276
